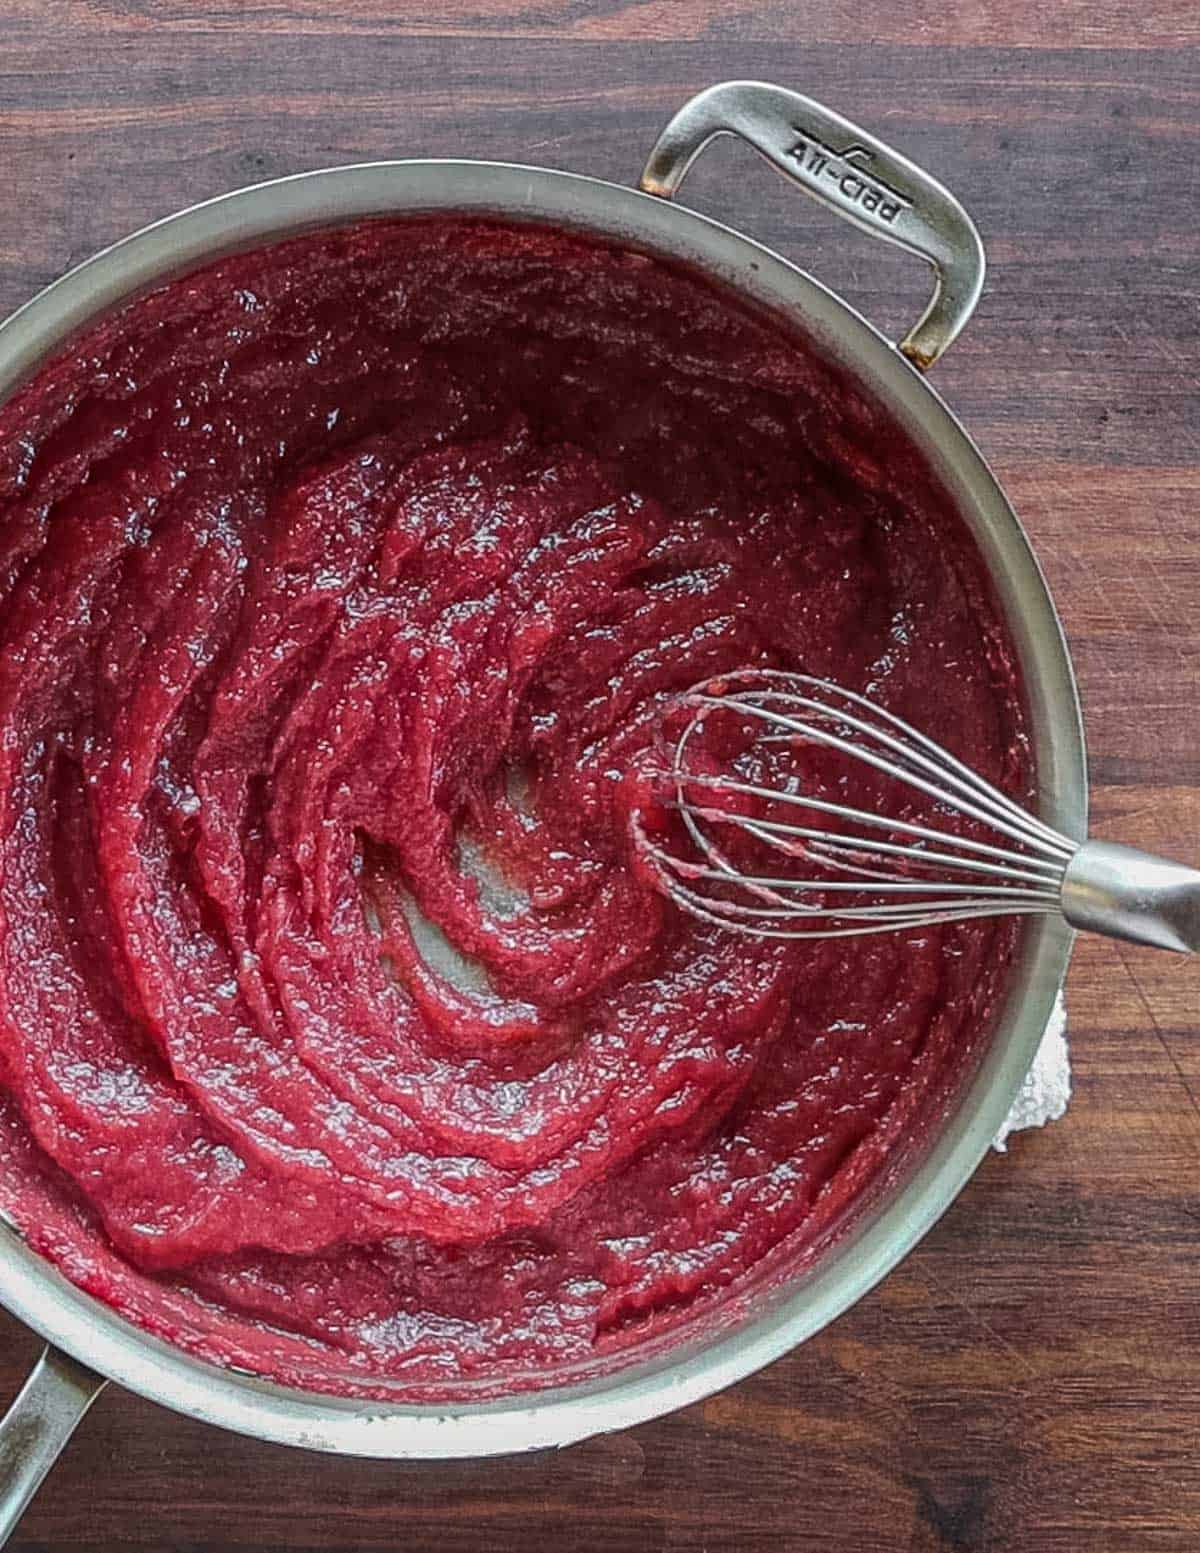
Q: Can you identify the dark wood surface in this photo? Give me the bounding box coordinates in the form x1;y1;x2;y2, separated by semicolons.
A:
2;4;1199;1549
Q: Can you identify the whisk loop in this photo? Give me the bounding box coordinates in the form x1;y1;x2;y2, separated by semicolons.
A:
633;669;1200;953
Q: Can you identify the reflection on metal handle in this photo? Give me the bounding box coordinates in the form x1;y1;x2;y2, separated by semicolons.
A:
1061;840;1200;954
0;1345;107;1547
640;80;985;370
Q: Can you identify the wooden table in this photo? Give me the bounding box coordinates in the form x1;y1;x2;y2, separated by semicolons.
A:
2;4;1198;1549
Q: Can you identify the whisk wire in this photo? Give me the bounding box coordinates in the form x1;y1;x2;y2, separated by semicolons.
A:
735;669;1074;853
685;685;1069;858
667;772;1065;875
636;669;1076;940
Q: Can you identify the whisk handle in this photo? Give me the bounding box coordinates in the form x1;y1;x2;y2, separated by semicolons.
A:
1061;840;1200;954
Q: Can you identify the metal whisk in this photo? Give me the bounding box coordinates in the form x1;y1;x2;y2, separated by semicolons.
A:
633;669;1200;953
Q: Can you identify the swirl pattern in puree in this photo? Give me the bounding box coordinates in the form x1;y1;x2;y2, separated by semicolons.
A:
0;219;1027;1395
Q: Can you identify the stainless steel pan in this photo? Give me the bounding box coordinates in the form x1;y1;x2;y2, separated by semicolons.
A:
0;81;1085;1541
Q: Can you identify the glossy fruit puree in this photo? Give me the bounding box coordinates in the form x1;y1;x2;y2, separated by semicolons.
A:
0;218;1027;1397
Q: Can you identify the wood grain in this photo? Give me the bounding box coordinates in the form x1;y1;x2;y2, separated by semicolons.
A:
1;4;1199;1549
9;0;1200;49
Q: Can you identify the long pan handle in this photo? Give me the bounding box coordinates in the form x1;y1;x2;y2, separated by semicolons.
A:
0;1344;107;1547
